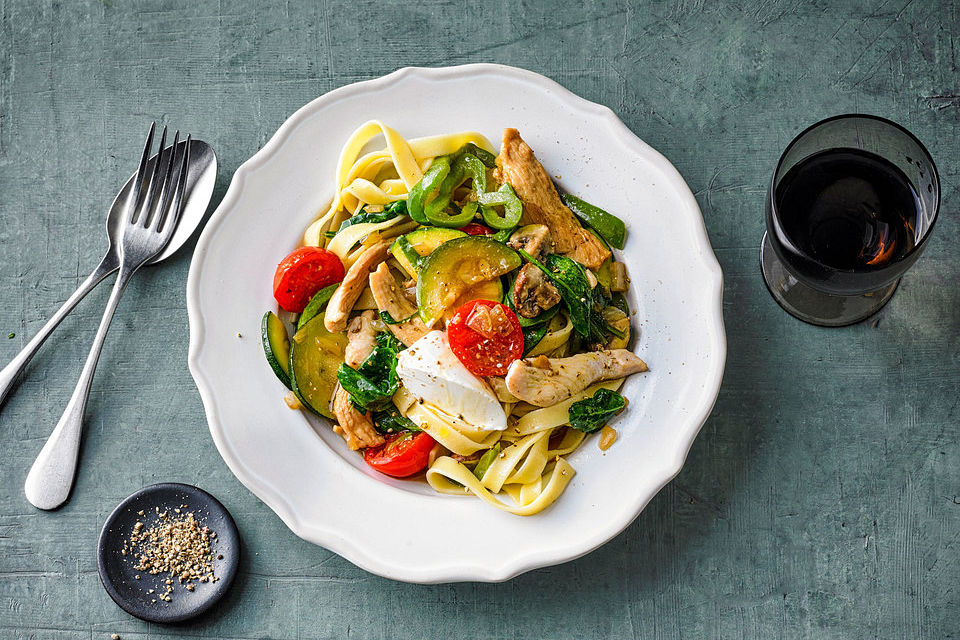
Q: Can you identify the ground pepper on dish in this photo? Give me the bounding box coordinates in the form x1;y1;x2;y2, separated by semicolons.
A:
123;505;218;602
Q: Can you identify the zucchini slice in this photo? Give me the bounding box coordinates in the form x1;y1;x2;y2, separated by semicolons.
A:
416;236;521;326
289;313;346;420
390;226;467;278
297;283;339;331
262;311;291;389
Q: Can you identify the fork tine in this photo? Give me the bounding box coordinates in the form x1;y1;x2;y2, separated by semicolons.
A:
128;122;156;222
161;135;192;235
151;131;181;232
137;125;167;226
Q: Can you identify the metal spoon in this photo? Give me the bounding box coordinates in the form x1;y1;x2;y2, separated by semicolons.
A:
0;139;216;409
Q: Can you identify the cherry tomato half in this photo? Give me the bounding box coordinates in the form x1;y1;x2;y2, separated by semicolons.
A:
363;431;436;477
459;222;493;236
272;246;345;313
447;299;524;376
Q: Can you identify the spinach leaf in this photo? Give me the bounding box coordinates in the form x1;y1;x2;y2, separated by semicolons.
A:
522;324;548;355
372;403;420;434
338;200;407;232
521;250;608;342
375;330;406;352
336;332;403;411
567;388;626;433
379;310;418;326
610;292;629;315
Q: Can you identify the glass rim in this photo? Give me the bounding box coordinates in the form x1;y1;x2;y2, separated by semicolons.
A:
768;113;941;270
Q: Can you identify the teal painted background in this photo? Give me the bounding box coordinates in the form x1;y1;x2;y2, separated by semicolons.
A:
1;1;958;638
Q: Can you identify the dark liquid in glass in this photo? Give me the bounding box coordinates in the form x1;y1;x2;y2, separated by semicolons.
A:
769;148;923;295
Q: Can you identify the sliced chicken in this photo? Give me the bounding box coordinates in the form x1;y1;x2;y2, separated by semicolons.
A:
505;349;648;407
512;263;561;319
368;262;429;346
344;310;378;368
331;310;385;451
332;385;384;450
324;240;392;333
495;129;611;269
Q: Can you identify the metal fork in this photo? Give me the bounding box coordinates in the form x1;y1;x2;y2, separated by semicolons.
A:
24;124;191;510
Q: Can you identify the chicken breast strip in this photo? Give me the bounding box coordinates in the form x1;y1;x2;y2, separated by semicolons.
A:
332;310;384;450
368;262;429;346
505;349;648;407
324;240;392;333
495;128;611;270
332;386;384;450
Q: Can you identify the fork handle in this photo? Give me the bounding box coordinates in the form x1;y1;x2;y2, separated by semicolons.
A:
24;262;136;510
0;253;119;409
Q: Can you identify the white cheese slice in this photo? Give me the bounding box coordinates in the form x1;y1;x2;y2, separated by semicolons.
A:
395;331;507;431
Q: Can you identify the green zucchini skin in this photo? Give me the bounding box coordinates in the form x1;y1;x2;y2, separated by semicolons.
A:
288;313;345;420
262;311;292;389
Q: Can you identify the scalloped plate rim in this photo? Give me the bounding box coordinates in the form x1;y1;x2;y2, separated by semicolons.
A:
186;63;726;583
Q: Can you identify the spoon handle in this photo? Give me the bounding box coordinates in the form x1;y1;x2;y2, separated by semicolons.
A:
24;262;135;510
0;254;119;409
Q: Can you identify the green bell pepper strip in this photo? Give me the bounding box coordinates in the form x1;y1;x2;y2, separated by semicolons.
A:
473;443;501;480
423;154;487;227
560;194;626;250
423;201;474;228
407;157;450;224
454;153;487;195
478;184;523;230
492;226;516;244
457;143;497;168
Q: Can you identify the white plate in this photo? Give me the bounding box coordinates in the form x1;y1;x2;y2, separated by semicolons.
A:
187;64;725;583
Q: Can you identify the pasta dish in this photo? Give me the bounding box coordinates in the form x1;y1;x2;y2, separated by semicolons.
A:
260;121;648;515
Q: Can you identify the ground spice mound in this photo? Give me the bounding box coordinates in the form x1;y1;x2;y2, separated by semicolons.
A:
123;506;218;602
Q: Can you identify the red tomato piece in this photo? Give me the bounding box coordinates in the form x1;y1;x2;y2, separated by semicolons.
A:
272;246;345;312
459;222;493;236
447;299;524;376
363;431;436;477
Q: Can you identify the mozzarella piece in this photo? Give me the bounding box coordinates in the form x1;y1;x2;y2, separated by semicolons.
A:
395;331;507;431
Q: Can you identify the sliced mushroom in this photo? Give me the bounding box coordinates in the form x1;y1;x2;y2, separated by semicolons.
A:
512;263;561;319
507;224;554;260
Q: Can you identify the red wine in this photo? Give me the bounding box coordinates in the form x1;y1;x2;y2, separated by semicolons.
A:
768;148;923;295
777;149;920;268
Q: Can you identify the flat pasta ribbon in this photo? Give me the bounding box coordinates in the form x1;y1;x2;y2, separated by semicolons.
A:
426;454;575;516
303;122;494;246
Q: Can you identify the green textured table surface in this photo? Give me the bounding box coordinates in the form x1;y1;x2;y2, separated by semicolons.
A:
1;1;958;638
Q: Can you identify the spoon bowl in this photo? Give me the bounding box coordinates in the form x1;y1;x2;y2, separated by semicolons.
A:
107;139;217;265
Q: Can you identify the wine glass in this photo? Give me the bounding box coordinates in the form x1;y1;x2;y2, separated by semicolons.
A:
760;114;940;326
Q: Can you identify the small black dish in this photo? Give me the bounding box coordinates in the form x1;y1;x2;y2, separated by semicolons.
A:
97;483;240;623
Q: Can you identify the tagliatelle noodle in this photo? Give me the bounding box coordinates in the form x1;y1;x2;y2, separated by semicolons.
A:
327;216;409;259
303;122;494;246
425;455;575;516
403;402;501;456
